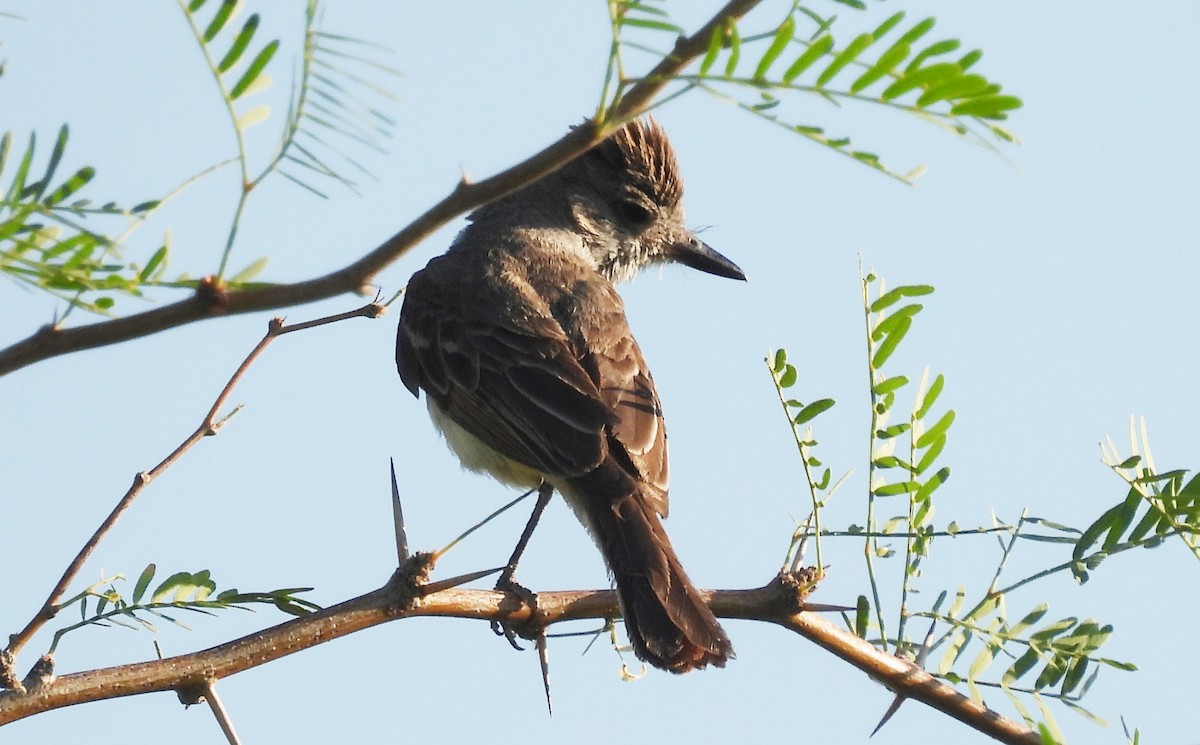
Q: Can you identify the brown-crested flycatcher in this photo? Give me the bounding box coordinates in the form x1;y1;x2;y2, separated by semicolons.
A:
396;119;743;672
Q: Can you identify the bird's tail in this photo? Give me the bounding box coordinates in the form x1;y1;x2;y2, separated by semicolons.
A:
577;486;733;673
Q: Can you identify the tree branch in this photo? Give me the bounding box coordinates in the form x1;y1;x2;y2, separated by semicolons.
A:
775;613;1041;744
0;0;762;378
0;567;1039;743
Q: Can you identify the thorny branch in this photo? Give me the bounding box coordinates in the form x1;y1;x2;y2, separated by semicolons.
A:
0;566;1040;744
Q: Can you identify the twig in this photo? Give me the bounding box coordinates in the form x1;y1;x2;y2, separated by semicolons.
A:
1;302;385;683
0;0;762;377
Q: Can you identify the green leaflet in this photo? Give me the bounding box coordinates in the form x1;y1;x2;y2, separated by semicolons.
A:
203;0;238;42
218;15;261;73
817;32;874;87
783;34;833;83
851;42;909;93
950;94;1023;119
753;15;795;80
230;40;279;100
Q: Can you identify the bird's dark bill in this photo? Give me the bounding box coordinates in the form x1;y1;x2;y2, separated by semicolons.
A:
671;237;746;281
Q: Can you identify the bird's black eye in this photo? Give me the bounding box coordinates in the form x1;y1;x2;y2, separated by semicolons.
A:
616;200;654;227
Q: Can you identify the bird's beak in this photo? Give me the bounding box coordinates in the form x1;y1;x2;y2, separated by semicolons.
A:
670;235;746;281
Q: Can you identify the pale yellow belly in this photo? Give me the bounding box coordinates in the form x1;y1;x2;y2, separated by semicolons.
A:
427;399;545;489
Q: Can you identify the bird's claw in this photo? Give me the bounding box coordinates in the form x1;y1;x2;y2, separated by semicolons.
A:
491;572;539;650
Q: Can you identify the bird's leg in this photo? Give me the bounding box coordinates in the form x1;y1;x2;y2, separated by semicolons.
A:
492;482;554;649
497;482;554;587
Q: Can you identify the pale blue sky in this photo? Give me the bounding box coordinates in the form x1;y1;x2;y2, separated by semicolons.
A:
2;2;1197;743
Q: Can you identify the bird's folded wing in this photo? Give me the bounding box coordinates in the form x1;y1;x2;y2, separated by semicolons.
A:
397;261;613;478
579;282;670;517
397;253;670;516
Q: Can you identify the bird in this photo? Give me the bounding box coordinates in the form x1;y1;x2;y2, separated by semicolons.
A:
395;118;743;673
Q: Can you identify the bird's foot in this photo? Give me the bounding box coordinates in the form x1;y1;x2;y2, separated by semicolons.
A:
491;570;539;650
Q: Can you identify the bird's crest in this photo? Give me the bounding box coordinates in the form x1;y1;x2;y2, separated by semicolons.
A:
595;118;683;208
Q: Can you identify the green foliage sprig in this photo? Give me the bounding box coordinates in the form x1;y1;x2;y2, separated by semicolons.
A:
769;347;843;575
2;1;398;318
49;564;319;654
0;126;165;315
860;276;949;650
604;1;1021;183
1079;420;1200;575
768;268;1140;739
925;588;1135;732
180;0;399;279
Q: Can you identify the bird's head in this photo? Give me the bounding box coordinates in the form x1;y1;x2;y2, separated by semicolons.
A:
567;118;746;284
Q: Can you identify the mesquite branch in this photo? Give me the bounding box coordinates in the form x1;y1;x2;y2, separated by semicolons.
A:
0;565;1040;744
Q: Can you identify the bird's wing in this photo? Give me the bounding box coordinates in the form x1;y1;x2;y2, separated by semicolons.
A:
396;250;670;516
397;251;618;479
575;280;670;517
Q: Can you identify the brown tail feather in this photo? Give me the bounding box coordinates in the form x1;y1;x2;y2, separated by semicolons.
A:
573;486;733;673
